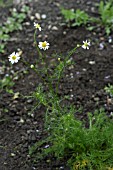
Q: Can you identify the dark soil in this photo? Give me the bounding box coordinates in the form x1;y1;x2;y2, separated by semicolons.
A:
0;0;113;170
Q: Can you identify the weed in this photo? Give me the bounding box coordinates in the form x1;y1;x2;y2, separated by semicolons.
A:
105;84;113;97
98;0;113;35
61;8;90;27
61;0;113;35
0;5;29;53
0;75;14;93
29;108;113;170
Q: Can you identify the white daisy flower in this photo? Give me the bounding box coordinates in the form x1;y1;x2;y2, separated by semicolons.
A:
34;22;41;31
38;41;50;50
82;40;90;50
8;52;20;64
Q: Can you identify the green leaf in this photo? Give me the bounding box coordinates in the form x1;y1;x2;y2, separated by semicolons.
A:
61;8;76;21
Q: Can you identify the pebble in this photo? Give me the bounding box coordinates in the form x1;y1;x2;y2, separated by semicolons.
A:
48;25;52;29
36;129;40;132
44;144;50;148
99;43;104;50
20;117;25;123
100;37;104;41
68;65;74;70
24;22;30;26
11;153;15;157
70;73;73;76
91;7;95;12
89;61;95;65
76;71;80;75
82;68;87;71
94;97;99;101
35;13;41;20
70;94;74;98
63;31;66;35
30;16;35;20
41;14;47;19
104;75;110;79
108;36;112;43
52;26;58;31
110;112;113;116
59;166;64;169
27;99;33;104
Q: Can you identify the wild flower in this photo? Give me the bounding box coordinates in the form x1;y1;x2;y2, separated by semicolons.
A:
38;41;50;50
8;52;20;64
82;40;90;49
34;22;41;31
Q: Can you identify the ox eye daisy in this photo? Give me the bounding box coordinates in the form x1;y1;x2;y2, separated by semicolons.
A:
8;52;20;64
38;41;50;50
34;22;41;31
82;40;90;49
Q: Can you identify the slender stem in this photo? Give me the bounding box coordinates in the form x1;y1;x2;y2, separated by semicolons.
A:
56;46;80;93
34;29;43;60
21;59;45;83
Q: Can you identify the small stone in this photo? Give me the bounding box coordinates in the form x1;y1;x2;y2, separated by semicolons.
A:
46;159;51;163
104;75;110;79
63;31;66;35
41;14;47;19
48;25;52;29
44;145;49;148
11;153;15;157
27;99;33;103
89;61;95;65
24;22;30;26
52;26;58;30
83;68;87;71
99;43;104;50
76;71;80;75
100;37;105;41
108;36;112;43
91;7;95;12
94;97;99;101
70;73;73;76
36;129;39;132
110;112;113;116
59;166;64;169
68;65;74;70
20;118;24;123
70;94;74;98
35;13;41;20
30;16;35;20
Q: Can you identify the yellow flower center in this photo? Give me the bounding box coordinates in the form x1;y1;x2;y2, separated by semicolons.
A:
84;42;88;47
36;24;40;28
42;42;47;48
12;56;16;60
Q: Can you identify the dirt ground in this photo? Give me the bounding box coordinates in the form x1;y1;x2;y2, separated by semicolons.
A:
0;0;113;170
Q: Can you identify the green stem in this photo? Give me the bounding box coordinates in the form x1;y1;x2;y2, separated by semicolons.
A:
34;29;43;60
56;46;80;93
